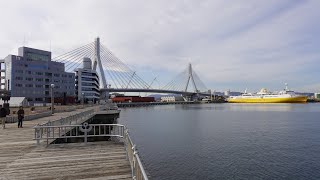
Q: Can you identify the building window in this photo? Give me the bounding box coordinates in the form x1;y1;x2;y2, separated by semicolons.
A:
0;63;5;70
36;72;43;75
36;85;43;88
45;72;52;76
15;84;22;87
54;74;60;77
81;77;94;81
26;77;33;81
82;72;93;76
54;80;60;83
15;77;23;80
35;78;43;82
15;70;23;73
82;87;93;91
35;98;43;101
82;82;93;86
26;70;32;74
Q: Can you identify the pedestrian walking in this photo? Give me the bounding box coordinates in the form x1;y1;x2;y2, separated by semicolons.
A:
0;105;7;129
17;106;25;128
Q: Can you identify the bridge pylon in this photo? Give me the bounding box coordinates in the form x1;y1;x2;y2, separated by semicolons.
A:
93;37;107;89
184;63;198;92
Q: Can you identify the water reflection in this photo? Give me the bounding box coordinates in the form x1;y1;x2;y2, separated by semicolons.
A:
179;103;320;112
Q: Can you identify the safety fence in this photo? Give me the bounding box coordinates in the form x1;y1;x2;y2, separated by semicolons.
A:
39;109;95;127
33;123;148;180
4;111;52;123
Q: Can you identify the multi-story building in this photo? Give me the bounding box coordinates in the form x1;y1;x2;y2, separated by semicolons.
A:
3;47;75;105
75;57;100;103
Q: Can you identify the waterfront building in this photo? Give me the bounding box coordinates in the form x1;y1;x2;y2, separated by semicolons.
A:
75;57;100;103
161;96;176;102
112;96;154;103
2;47;75;105
315;93;320;99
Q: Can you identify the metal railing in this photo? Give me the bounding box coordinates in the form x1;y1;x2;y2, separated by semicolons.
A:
4;106;96;124
40;109;95;126
124;129;149;180
33;122;148;180
34;123;124;145
4;111;52;123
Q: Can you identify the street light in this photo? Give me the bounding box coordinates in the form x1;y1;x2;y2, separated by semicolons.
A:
51;84;55;114
81;92;85;107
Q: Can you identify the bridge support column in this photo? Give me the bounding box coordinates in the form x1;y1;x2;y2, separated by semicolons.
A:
93;37;107;88
100;90;109;101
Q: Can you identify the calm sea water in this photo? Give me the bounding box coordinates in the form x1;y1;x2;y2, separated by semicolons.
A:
118;103;320;180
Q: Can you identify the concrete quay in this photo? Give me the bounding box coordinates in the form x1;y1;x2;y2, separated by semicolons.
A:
0;106;131;180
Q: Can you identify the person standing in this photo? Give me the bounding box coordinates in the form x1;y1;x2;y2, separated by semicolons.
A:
17;106;25;128
0;105;7;129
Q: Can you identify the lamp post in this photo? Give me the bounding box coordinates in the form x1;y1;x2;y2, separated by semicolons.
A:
81;92;85;107
50;84;55;114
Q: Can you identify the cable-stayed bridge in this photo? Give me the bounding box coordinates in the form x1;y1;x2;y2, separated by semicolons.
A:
53;38;211;99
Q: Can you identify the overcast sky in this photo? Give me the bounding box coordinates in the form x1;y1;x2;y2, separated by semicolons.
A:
1;0;319;92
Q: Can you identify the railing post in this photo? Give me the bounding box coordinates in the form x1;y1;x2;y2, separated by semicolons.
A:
132;144;137;179
35;125;40;145
46;127;49;145
79;123;92;145
47;120;51;136
124;129;129;160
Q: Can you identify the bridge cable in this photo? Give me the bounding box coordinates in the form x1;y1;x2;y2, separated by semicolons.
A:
100;44;149;89
100;45;149;89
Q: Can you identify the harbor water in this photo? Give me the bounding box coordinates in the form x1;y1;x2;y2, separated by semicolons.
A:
118;103;320;180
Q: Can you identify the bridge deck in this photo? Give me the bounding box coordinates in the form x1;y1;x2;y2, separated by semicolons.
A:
0;108;131;180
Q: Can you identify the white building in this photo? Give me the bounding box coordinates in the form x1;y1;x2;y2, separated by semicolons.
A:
75;58;100;103
0;97;29;107
161;96;176;102
224;90;230;96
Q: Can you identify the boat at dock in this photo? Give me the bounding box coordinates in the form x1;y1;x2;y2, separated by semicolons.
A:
227;84;307;103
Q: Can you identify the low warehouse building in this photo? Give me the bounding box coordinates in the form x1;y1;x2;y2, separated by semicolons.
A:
112;96;154;103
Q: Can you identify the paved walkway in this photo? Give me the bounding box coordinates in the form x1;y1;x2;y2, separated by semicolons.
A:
0;107;131;180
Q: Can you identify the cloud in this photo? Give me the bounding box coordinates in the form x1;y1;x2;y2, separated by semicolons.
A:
0;0;319;92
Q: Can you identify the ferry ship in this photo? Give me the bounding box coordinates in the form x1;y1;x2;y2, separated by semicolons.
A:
227;84;307;103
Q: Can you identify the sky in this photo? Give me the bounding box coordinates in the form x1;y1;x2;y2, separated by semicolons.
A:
0;0;319;93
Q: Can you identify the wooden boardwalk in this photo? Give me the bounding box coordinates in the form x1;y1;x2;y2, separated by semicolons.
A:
0;108;132;180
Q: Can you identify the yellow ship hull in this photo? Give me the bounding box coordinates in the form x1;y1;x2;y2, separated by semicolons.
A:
228;96;307;103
